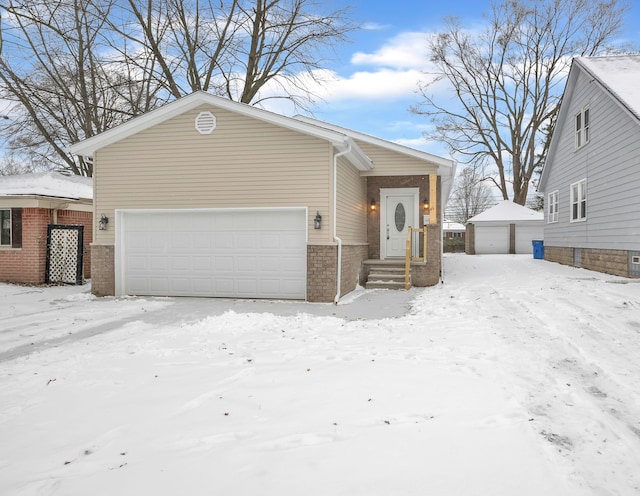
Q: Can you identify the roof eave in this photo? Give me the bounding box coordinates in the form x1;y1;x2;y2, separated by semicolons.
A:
293;115;455;171
70;92;362;158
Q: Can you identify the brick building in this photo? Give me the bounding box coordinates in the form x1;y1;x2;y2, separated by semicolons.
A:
0;172;93;285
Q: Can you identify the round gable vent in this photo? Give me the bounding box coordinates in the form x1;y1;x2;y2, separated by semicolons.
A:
195;111;216;134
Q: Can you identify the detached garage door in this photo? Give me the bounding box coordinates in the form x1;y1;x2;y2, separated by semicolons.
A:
474;225;509;254
515;225;543;254
117;208;307;299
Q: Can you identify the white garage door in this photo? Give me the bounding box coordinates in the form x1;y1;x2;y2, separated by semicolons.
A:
116;208;307;299
475;225;509;254
515;225;543;254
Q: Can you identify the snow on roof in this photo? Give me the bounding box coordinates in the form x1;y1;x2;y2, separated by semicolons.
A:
0;172;93;201
443;220;465;230
467;200;543;222
577;55;640;120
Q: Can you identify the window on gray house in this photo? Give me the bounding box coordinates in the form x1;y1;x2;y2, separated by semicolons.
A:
548;190;558;223
575;106;590;150
570;179;587;222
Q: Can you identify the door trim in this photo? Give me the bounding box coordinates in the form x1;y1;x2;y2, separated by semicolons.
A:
379;188;419;260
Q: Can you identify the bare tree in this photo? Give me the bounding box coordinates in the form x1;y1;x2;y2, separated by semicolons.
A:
109;0;357;109
0;0;356;175
412;0;629;205
0;0;163;176
446;167;494;223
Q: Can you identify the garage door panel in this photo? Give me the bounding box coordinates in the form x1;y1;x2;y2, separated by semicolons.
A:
237;278;258;294
236;232;258;249
475;226;509;254
214;255;234;270
515;225;543;254
192;256;212;271
192;278;214;293
258;233;281;249
192;233;212;250
235;256;257;272
169;256;188;271
214;278;234;293
120;209;306;299
215;233;234;249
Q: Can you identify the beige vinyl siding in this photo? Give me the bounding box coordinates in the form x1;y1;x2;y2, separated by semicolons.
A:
94;105;332;245
355;140;439;176
336;155;367;243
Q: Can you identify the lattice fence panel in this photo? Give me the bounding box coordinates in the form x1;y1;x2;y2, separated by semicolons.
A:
46;225;84;285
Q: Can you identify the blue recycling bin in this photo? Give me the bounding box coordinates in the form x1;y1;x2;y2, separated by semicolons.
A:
532;240;544;260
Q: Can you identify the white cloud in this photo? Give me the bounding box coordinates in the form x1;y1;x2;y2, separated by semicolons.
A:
320;68;425;101
361;21;388;31
351;31;434;70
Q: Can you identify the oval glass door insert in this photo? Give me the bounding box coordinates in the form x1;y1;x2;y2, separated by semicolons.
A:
394;203;406;232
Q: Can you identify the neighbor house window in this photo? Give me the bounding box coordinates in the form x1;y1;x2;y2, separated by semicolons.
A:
548;190;559;223
0;209;10;245
0;208;22;248
575;106;590;149
570;179;587;222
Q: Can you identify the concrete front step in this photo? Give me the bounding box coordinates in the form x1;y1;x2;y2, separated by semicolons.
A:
367;271;404;281
363;260;411;290
366;280;407;290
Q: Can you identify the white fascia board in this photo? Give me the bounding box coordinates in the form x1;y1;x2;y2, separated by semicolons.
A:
294;115;455;170
538;62;579;192
70;91;363;159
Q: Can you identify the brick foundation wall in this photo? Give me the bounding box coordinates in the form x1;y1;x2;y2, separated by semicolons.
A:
341;244;369;294
91;244;115;296
545;246;631;277
582;248;629;277
58;210;93;278
0;208;50;284
307;244;337;302
544;246;574;266
411;224;442;286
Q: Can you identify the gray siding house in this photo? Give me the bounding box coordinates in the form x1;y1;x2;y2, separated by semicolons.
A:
538;55;640;277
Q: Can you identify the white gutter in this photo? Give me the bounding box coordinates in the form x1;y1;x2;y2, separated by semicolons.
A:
333;144;352;304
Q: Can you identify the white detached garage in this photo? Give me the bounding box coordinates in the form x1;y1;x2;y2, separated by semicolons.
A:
466;201;544;255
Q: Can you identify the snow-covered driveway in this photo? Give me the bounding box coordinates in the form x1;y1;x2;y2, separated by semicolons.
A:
1;254;639;495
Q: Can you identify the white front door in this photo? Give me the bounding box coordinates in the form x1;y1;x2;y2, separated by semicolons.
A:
381;188;419;259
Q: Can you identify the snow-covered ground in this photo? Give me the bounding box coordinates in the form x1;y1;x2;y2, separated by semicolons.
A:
2;254;640;495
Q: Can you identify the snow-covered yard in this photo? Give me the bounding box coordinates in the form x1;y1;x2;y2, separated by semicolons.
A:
2;254;640;495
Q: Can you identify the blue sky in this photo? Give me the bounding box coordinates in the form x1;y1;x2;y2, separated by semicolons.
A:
264;0;640;159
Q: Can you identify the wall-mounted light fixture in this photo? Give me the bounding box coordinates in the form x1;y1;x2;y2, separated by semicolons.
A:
370;199;376;211
314;211;322;229
423;197;429;210
98;214;109;230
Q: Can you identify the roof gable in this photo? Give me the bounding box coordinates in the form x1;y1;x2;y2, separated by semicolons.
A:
69;91;374;171
539;55;640;191
467;200;543;222
578;56;640;121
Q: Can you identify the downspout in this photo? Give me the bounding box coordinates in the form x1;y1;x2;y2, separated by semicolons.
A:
333;144;351;304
